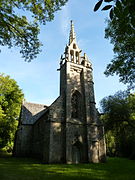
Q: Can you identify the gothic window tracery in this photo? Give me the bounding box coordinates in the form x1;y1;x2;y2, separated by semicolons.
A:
71;91;81;118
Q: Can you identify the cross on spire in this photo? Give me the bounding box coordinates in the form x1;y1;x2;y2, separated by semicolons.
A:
69;20;76;45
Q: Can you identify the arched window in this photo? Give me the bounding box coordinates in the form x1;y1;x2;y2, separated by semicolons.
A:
73;44;76;49
76;52;79;64
81;60;85;65
70;50;74;62
71;91;81;118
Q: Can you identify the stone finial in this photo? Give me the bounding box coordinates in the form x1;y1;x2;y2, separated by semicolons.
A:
69;20;76;45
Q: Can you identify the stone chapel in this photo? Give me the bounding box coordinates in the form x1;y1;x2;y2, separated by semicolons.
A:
14;21;106;164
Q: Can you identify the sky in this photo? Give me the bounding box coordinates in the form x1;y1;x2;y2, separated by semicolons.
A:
0;0;127;109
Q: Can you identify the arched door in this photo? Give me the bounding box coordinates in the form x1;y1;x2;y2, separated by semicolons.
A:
72;145;81;164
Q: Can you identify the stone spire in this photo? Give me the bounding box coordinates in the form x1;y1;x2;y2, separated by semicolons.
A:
69;20;76;45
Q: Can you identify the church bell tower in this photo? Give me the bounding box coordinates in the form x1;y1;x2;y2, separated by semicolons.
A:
59;21;106;163
13;21;106;164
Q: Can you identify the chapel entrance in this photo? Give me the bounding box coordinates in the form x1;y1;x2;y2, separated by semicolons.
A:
72;142;82;164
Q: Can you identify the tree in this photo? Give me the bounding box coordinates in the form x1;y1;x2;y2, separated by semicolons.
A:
0;74;23;151
100;91;135;158
0;0;67;62
94;0;135;88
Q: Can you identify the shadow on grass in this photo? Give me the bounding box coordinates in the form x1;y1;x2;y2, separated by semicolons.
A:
0;156;135;180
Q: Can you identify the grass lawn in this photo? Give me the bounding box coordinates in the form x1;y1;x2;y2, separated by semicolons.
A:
0;154;135;180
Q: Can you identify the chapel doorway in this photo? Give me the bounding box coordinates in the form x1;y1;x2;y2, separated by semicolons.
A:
72;142;82;164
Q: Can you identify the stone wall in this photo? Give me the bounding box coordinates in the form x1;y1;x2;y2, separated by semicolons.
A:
14;125;33;156
48;96;65;163
98;126;106;162
32;111;49;159
14;102;47;157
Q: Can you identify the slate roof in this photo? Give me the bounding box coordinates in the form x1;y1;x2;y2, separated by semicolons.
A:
21;101;48;124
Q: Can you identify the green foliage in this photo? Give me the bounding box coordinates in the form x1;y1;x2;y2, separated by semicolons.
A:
94;0;104;12
0;0;68;61
0;74;23;151
104;130;116;156
100;91;135;158
104;1;135;88
0;156;135;180
94;0;114;18
94;0;135;88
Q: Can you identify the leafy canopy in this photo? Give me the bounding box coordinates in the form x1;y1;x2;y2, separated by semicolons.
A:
0;74;23;150
0;0;67;62
94;0;135;88
100;91;135;158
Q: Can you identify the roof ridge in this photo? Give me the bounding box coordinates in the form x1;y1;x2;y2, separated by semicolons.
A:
23;101;48;107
